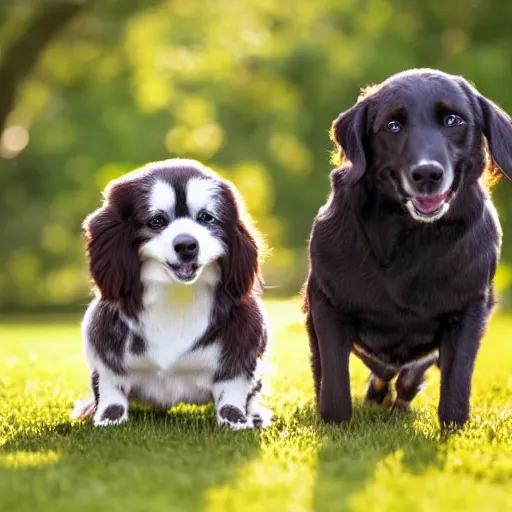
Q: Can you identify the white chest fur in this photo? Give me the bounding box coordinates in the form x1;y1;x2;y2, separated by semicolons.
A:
137;281;214;369
123;280;220;406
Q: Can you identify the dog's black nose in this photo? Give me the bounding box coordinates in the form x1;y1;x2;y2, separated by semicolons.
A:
410;164;444;185
173;235;199;262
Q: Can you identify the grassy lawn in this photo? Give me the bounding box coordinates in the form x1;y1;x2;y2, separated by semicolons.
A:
1;298;512;512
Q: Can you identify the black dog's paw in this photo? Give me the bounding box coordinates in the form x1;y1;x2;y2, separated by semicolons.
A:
217;405;253;430
364;376;392;408
439;419;467;433
319;404;352;424
439;406;469;431
390;397;411;413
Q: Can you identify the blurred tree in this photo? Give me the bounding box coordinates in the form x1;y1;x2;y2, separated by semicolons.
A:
1;0;512;310
0;0;86;134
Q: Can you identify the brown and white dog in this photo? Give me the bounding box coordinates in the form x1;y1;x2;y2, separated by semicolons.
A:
72;159;272;429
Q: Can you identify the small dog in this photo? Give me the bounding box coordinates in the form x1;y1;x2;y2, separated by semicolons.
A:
72;159;272;429
304;69;512;427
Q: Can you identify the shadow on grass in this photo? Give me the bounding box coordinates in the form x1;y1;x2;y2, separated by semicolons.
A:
292;399;448;512
0;403;263;512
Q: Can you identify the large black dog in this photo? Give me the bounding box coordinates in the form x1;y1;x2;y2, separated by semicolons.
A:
304;68;512;427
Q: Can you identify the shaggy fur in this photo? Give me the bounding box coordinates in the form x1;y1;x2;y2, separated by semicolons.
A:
304;69;512;427
72;159;272;429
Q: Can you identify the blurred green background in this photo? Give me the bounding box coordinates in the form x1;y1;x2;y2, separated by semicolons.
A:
1;0;512;312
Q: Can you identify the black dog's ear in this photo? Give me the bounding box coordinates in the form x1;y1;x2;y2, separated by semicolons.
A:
331;100;368;181
83;184;142;317
479;95;512;180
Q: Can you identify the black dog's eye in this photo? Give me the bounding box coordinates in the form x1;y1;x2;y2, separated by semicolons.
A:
147;215;168;230
386;120;403;133
443;113;464;127
197;210;215;224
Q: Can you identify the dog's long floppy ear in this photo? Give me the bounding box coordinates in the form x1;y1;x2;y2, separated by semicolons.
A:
331;100;369;181
478;95;512;180
219;183;261;302
83;184;142;317
223;223;259;302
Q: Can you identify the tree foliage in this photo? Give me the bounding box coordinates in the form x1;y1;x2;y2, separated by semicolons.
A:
1;0;512;309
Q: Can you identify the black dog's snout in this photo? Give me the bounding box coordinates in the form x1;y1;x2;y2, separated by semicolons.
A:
410;164;444;186
173;235;199;262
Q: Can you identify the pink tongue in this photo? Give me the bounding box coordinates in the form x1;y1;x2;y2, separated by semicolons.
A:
412;194;446;214
180;265;194;275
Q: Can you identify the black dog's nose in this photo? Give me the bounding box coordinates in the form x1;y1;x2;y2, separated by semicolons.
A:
410;164;444;185
173;235;199;262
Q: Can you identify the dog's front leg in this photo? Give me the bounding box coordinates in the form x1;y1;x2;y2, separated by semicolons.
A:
310;288;355;424
213;376;254;430
438;298;488;428
93;370;129;427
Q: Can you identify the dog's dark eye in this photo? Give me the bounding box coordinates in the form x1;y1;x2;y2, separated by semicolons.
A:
197;210;215;224
147;215;168;230
443;114;464;127
386;120;403;133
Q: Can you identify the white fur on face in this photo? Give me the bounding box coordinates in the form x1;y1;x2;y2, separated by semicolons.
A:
149;180;176;213
140;258;221;291
187;178;221;218
141;218;224;266
140;179;225;285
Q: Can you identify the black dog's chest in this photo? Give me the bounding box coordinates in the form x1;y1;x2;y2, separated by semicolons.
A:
316;222;494;366
348;274;445;366
333;248;476;315
354;312;441;367
351;257;480;348
311;187;500;367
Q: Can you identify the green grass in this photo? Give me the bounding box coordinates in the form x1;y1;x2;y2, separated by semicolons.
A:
1;298;512;512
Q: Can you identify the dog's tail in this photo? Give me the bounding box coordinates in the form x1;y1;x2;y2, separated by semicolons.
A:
70;396;96;420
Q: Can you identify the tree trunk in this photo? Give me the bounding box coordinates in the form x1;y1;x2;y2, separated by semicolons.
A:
0;1;86;134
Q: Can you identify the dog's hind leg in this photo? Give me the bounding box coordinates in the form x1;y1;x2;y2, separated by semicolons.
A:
70;370;99;420
365;374;395;407
305;310;322;406
356;351;397;407
392;356;436;412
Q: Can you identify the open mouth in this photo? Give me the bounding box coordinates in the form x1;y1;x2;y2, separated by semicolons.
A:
406;190;454;222
165;262;200;283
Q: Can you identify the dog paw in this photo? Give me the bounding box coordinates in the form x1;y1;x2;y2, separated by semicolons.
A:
364;376;392;408
390;397;411;413
70;398;96;420
438;404;469;429
248;404;273;428
439;415;468;432
93;403;128;427
217;405;254;430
